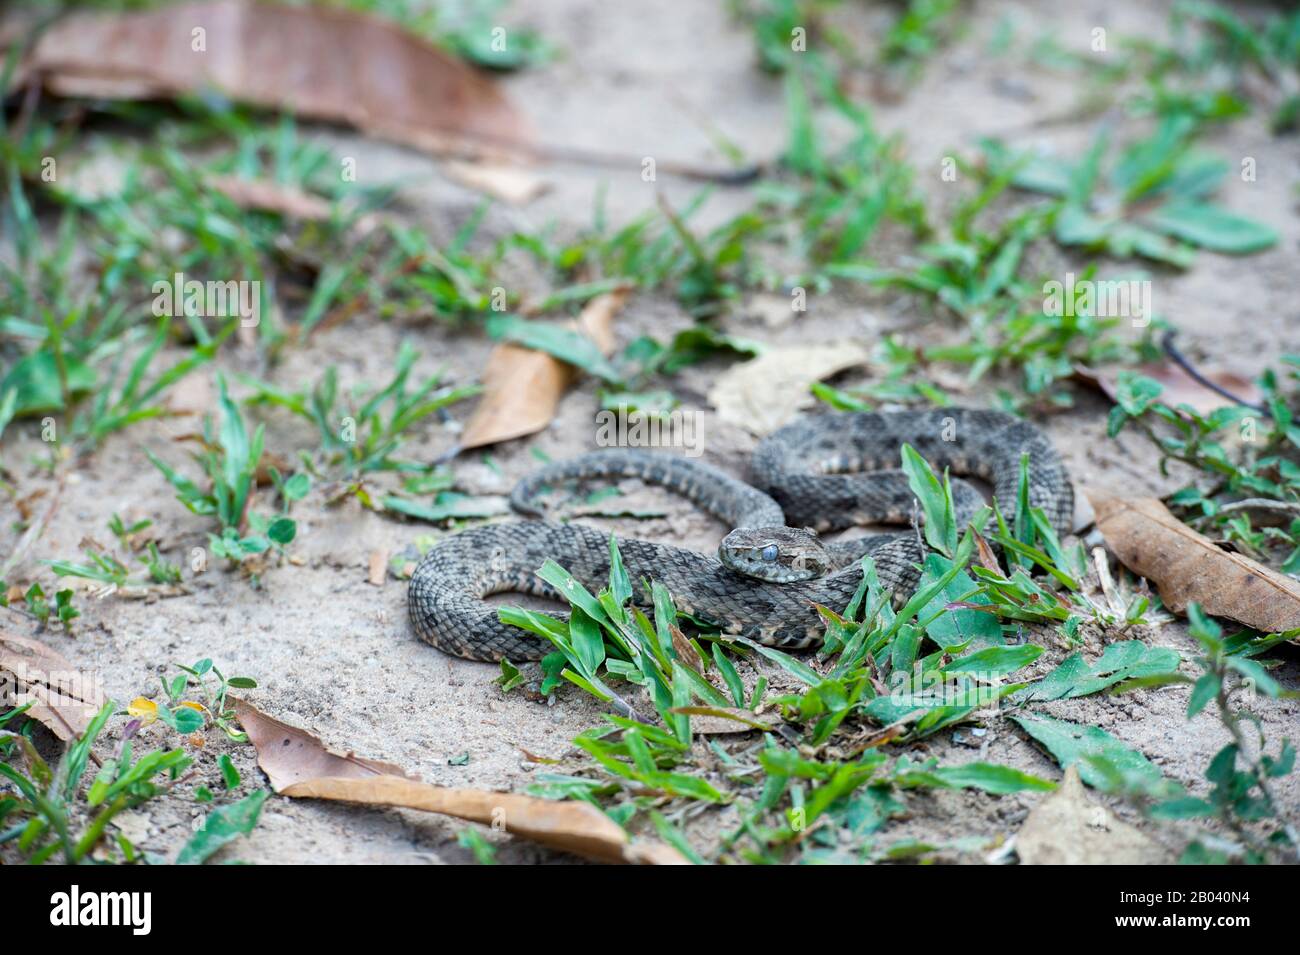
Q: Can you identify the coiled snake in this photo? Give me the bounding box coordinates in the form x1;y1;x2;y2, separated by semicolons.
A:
408;409;1073;661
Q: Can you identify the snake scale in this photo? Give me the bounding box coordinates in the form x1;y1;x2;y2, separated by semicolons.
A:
408;409;1074;661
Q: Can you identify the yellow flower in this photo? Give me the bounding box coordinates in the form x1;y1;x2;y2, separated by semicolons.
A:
127;697;158;724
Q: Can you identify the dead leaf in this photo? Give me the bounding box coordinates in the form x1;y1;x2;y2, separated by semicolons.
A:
367;549;388;587
1016;766;1170;864
707;342;870;436
233;698;409;788
460;288;628;450
233;697;687;864
207;174;332;221
208;174;383;235
0;631;105;741
443;161;549;205
11;1;530;159
1077;361;1263;418
972;530;1002;575
1090;494;1300;634
668;624;703;673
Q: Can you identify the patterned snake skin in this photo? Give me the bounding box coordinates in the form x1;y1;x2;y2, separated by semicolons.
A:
408;409;1073;661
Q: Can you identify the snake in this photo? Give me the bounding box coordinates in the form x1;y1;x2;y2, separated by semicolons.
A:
408;408;1074;662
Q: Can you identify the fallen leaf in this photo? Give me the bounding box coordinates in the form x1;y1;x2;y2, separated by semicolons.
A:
207;174;332;221
1077;361;1263;417
668;624;703;673
1012;713;1169;793
233;697;409;788
460;289;628;450
207;174;384;235
443;160;549;204
10;0;530;159
367;549;388;587
0;630;105;741
1016;766;1171;864
233;697;687;864
1090;494;1300;634
1018;641;1181;703
972;530;1002;574
707;341;870;436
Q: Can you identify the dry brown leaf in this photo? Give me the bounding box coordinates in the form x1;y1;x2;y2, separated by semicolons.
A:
1090;494;1300;634
367;549;388;587
972;530;1002;575
707;342;870;436
460;288;629;450
11;1;530;158
207;174;332;221
1077;361;1263;417
668;624;703;673
233;697;410;788
1016;766;1171;864
0;631;105;742
443;160;549;205
233;697;687;864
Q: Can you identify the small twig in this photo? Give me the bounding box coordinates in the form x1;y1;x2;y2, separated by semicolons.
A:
0;475;64;582
1160;329;1270;417
1214;498;1300;520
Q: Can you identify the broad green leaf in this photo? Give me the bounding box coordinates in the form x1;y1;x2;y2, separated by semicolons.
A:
486;314;623;384
0;351;95;415
901;444;957;557
267;517;296;545
1020;641;1181;702
1012;713;1166;792
897;761;1056;794
917;553;1001;646
1142;202;1277;253
282;473;311;500
381;494;509;522
1187;672;1220;717
176;790;267;864
567;607;606;677
942;643;1042;677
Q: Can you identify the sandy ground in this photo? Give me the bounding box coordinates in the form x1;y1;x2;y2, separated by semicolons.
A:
2;0;1298;863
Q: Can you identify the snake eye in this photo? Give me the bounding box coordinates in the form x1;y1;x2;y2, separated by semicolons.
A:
760;544;779;562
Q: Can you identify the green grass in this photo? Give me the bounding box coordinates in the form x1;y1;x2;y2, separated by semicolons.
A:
0;655;262;865
494;451;1295;863
3;0;1298;865
1108;360;1300;571
495;451;1283;863
147;373;308;565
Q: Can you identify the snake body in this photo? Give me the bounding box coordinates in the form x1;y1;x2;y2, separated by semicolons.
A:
408;409;1073;661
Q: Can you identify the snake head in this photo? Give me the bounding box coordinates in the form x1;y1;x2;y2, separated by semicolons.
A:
718;526;831;582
